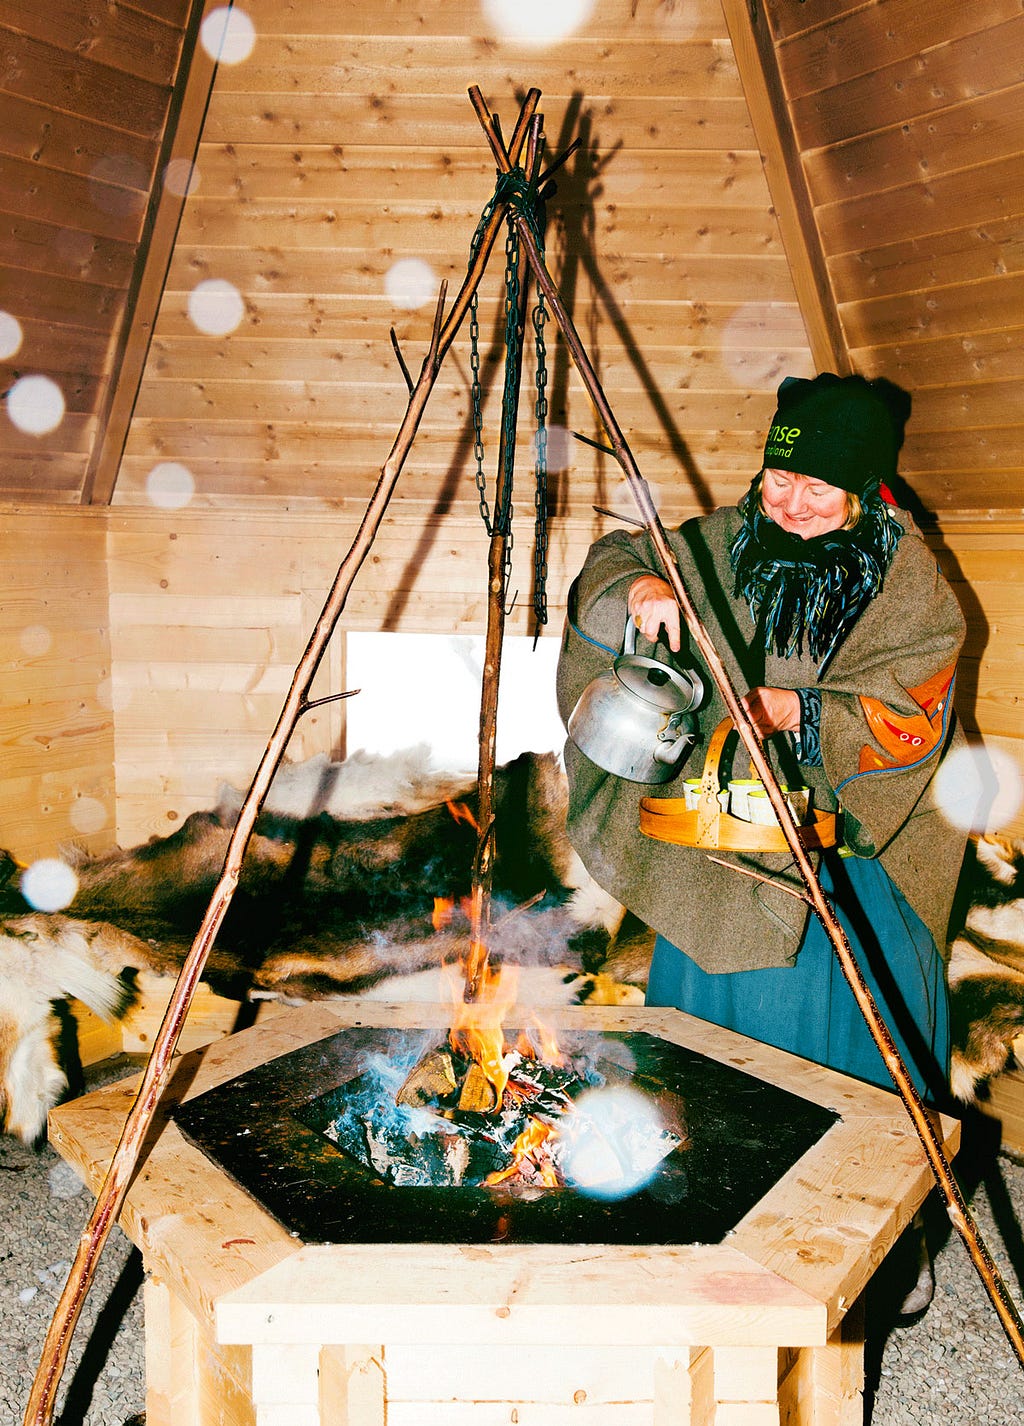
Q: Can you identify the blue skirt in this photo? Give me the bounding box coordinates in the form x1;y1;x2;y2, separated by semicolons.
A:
646;855;949;1103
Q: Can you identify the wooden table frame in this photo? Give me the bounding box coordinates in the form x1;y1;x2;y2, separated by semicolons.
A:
49;1001;958;1425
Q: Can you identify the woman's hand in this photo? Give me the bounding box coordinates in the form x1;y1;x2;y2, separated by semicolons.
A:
627;575;681;651
742;686;802;737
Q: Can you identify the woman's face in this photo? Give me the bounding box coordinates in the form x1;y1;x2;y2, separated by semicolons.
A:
761;468;850;538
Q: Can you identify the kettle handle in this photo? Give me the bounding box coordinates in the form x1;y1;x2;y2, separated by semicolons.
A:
622;614;637;658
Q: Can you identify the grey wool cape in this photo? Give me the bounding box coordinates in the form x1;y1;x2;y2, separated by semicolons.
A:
556;505;969;975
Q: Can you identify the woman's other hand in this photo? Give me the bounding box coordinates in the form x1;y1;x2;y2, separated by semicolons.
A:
627;575;681;651
742;686;802;737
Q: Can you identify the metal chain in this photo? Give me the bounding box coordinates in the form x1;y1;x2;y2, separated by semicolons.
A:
464;167;551;618
532;290;550;630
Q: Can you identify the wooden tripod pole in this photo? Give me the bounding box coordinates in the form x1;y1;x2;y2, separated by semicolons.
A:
465;115;544;1002
466;93;1024;1366
23;90;543;1426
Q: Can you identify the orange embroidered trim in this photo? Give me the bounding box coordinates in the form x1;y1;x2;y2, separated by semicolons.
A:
856;662;956;774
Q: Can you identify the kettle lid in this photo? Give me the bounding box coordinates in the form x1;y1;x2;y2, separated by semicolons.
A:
614;655;696;712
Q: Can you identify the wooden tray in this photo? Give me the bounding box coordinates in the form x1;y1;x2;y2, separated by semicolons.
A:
640;718;838;852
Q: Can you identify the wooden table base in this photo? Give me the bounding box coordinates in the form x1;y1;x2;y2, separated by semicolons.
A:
48;1000;958;1426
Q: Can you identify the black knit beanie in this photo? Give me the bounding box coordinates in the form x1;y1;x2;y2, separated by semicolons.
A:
761;372;911;495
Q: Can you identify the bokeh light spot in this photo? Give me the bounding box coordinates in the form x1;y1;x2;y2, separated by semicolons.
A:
483;0;595;44
146;461;196;510
384;258;438;310
164;158;201;197
534;423;573;471
933;743;1024;833
89;154;149;217
69;796;108;837
6;375;66;435
188;278;244;336
0;310;23;360
19;624;52;658
201;6;256;64
21;859;79;913
559;1084;670;1200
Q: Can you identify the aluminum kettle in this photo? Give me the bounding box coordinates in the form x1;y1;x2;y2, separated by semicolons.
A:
567;617;704;782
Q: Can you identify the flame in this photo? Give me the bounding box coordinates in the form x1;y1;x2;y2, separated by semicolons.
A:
516;1012;567;1067
484;1116;561;1188
448;960;519;1108
446;799;480;832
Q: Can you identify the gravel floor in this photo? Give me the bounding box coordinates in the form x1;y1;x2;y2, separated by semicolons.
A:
3;1061;1023;1425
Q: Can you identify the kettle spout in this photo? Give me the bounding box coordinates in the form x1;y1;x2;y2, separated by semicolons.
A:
653;722;697;767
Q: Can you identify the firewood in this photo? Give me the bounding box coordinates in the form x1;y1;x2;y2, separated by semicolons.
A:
396;1048;457;1107
458;1061;500;1113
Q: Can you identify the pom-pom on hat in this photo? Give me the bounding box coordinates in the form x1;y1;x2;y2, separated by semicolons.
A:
761;372;911;495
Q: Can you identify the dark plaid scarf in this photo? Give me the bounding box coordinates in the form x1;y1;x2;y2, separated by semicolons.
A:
729;478;904;673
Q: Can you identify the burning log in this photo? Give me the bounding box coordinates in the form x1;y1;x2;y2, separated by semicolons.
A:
314;1020;689;1199
457;1061;501;1114
396;1048;458;1108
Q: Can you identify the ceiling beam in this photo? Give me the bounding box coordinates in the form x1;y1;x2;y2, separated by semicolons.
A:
81;0;221;504
719;0;850;375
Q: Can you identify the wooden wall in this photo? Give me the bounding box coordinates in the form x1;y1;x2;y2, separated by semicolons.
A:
762;0;1024;521
1;0;1023;860
114;0;808;526
0;509;114;860
0;0;194;503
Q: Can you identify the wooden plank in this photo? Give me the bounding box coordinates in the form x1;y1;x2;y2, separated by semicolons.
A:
0;154;148;244
817;152;1024;260
0;0;186;87
385;1408;649;1425
190;143;770;210
841;270;1024;349
382;1343;668;1401
251;1344;320;1405
171;202;781;259
828;211;1024;308
217;1241;824;1350
712;1346;777;1404
718;0;844;372
145;336;803;390
236;0;729;41
774;0;1022;101
804;84;1024;209
319;1346;385;1426
762;0;866;43
786;13;1024;149
162;239;790;302
144;1275;201;1426
84;0;218;504
0;316;110;372
142;290;810;345
203;92;757;151
0;28;171;136
0;213;135;289
859;327;1024;390
129;379;780;431
212;37;743;100
0;260;125;331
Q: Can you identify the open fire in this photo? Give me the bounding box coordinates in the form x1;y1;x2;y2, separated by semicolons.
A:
305;799;690;1196
310;968;689;1195
172;800;838;1246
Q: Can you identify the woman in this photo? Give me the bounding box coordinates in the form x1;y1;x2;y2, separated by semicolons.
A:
557;373;968;1102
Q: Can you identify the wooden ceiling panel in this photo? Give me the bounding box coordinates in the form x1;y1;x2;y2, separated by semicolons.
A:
758;0;1024;519
112;0;805;522
0;0;194;502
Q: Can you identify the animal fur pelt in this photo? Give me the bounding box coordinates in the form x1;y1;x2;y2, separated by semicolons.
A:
947;834;1024;1103
0;749;645;1143
3;743;1023;1143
